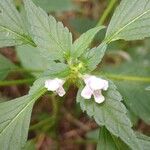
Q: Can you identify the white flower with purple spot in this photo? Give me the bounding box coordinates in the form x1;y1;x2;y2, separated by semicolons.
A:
81;75;108;103
45;78;66;97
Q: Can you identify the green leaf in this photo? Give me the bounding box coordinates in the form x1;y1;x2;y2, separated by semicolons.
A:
83;43;107;72
0;76;46;149
98;129;150;150
103;48;150;124
87;128;150;150
24;0;72;61
33;0;77;12
72;26;105;58
0;95;33;150
23;140;35;150
0;94;41;149
16;45;49;77
136;132;150;150
43;62;70;78
0;0;35;47
0;54;16;80
15;47;71;78
86;129;99;141
115;80;150;124
77;81;141;150
106;0;150;42
97;127;129;150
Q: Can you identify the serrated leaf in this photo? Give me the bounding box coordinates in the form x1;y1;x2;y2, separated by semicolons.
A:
0;96;33;150
72;26;105;58
106;0;150;42
116;81;150;124
0;54;16;80
87;128;150;150
103;48;150;124
97;128;150;150
0;0;35;47
0;77;46;149
77;81;141;150
24;0;72;61
97;127;129;150
83;43;107;72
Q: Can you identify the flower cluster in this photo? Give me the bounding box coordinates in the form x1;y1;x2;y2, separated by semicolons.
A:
45;75;108;104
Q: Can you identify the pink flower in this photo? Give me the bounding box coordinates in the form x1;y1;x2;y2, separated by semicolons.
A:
45;78;66;97
81;75;108;103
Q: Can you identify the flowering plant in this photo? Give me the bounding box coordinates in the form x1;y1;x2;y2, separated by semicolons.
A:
0;0;150;149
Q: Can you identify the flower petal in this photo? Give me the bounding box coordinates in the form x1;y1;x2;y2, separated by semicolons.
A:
103;80;109;91
56;78;65;86
56;86;66;97
89;76;108;90
83;74;91;84
81;85;93;99
93;90;105;104
45;79;61;91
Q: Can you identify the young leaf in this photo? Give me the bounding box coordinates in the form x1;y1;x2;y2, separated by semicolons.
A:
106;0;150;42
97;127;129;150
77;81;141;150
72;26;105;58
24;0;72;61
83;42;107;72
0;54;16;80
0;0;35;47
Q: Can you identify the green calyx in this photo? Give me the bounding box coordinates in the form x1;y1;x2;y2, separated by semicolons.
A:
66;58;85;83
